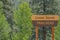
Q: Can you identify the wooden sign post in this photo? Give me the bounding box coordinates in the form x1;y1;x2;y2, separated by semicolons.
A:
32;15;59;40
52;26;54;40
36;26;38;40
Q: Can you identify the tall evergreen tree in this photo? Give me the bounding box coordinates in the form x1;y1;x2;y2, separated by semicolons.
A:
13;2;32;40
0;0;15;40
0;1;11;40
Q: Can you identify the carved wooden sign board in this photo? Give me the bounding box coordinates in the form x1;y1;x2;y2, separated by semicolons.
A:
32;15;59;26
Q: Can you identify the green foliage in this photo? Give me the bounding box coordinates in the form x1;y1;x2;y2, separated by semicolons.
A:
55;17;60;40
0;12;11;40
30;0;58;14
0;1;3;8
13;2;32;40
1;0;15;40
0;1;11;40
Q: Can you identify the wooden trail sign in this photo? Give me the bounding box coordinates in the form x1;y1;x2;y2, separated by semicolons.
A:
31;15;59;40
32;15;59;26
32;15;59;21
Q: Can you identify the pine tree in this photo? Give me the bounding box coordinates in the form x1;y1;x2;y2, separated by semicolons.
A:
0;0;15;40
0;1;11;40
13;2;32;40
